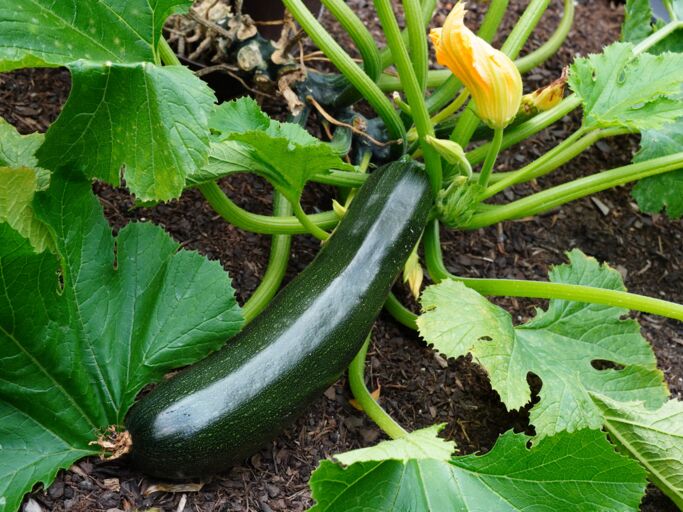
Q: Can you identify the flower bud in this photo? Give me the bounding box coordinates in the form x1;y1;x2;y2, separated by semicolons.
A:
430;2;522;129
520;68;568;117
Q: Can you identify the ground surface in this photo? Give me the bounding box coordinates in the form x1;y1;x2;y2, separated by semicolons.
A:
2;0;683;510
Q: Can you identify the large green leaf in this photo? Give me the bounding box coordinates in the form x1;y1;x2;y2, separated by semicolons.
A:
196;97;352;203
569;42;683;131
0;0;216;201
631;119;683;219
417;250;668;438
309;429;646;511
0;0;190;70
0;170;243;512
594;394;683;509
36;61;215;201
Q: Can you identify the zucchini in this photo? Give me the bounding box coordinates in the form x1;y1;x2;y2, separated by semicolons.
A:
125;158;432;478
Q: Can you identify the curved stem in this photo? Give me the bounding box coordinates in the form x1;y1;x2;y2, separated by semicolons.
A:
374;0;442;193
381;0;575;93
467;94;582;168
478;127;504;188
292;200;330;240
425;0;509;113
424;221;683;322
322;0;382;106
515;0;575;71
200;182;339;234
283;0;406;147
384;292;418;330
322;0;381;79
379;0;436;69
349;334;409;439
465;152;683;229
242;192;293;323
483;127;634;199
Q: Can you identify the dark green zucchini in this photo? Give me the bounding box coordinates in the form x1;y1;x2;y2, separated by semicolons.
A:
125;158;432;478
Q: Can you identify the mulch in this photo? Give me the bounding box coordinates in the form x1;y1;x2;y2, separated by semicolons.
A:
1;0;682;510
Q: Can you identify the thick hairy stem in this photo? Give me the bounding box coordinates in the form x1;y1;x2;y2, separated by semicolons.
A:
424;221;683;322
349;334;410;439
242;192;293;322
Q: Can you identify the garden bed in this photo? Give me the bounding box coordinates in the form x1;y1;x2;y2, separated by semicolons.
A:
1;0;682;510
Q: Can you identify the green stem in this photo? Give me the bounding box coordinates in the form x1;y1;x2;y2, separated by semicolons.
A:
322;0;381;79
467;94;582;168
322;0;382;106
424;221;683;322
410;90;469;141
403;0;428;89
242;192;293;322
515;0;575;71
633;20;683;55
374;0;442;193
200;182;339;234
159;36;182;66
380;0;575;93
379;0;436;69
349;334;409;439
483;126;633;198
465;152;683;229
384;292;418;330
312;170;367;187
292;200;330;240
283;0;406;146
425;0;509;113
478;127;504;187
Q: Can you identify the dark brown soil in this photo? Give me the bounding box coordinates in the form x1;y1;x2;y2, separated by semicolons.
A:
2;0;682;511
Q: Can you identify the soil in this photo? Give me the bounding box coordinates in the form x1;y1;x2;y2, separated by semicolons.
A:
2;0;682;511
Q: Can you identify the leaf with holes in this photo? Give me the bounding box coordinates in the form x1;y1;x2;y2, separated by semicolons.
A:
36;61;215;201
417;249;668;439
0;0;216;201
0;169;243;512
594;394;683;509
309;429;646;511
569;42;683;131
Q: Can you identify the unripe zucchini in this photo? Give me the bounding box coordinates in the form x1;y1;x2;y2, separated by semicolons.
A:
125;158;432;478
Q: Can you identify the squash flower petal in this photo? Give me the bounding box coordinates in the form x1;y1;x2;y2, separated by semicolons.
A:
430;2;522;129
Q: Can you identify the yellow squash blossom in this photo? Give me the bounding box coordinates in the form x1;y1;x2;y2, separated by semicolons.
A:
430;2;522;129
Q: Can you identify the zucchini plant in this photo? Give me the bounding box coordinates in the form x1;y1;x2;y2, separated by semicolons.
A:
0;0;683;510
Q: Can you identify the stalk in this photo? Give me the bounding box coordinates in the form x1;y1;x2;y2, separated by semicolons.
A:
379;0;437;69
467;94;582;167
322;0;383;106
483;127;633;198
424;221;683;322
200;182;339;234
349;334;410;439
374;0;442;193
384;292;419;329
515;0;575;71
465;152;683;229
242;192;293;322
292;200;330;240
478;128;504;187
283;0;406;146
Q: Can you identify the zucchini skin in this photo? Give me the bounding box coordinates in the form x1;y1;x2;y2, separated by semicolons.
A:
125;159;432;478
